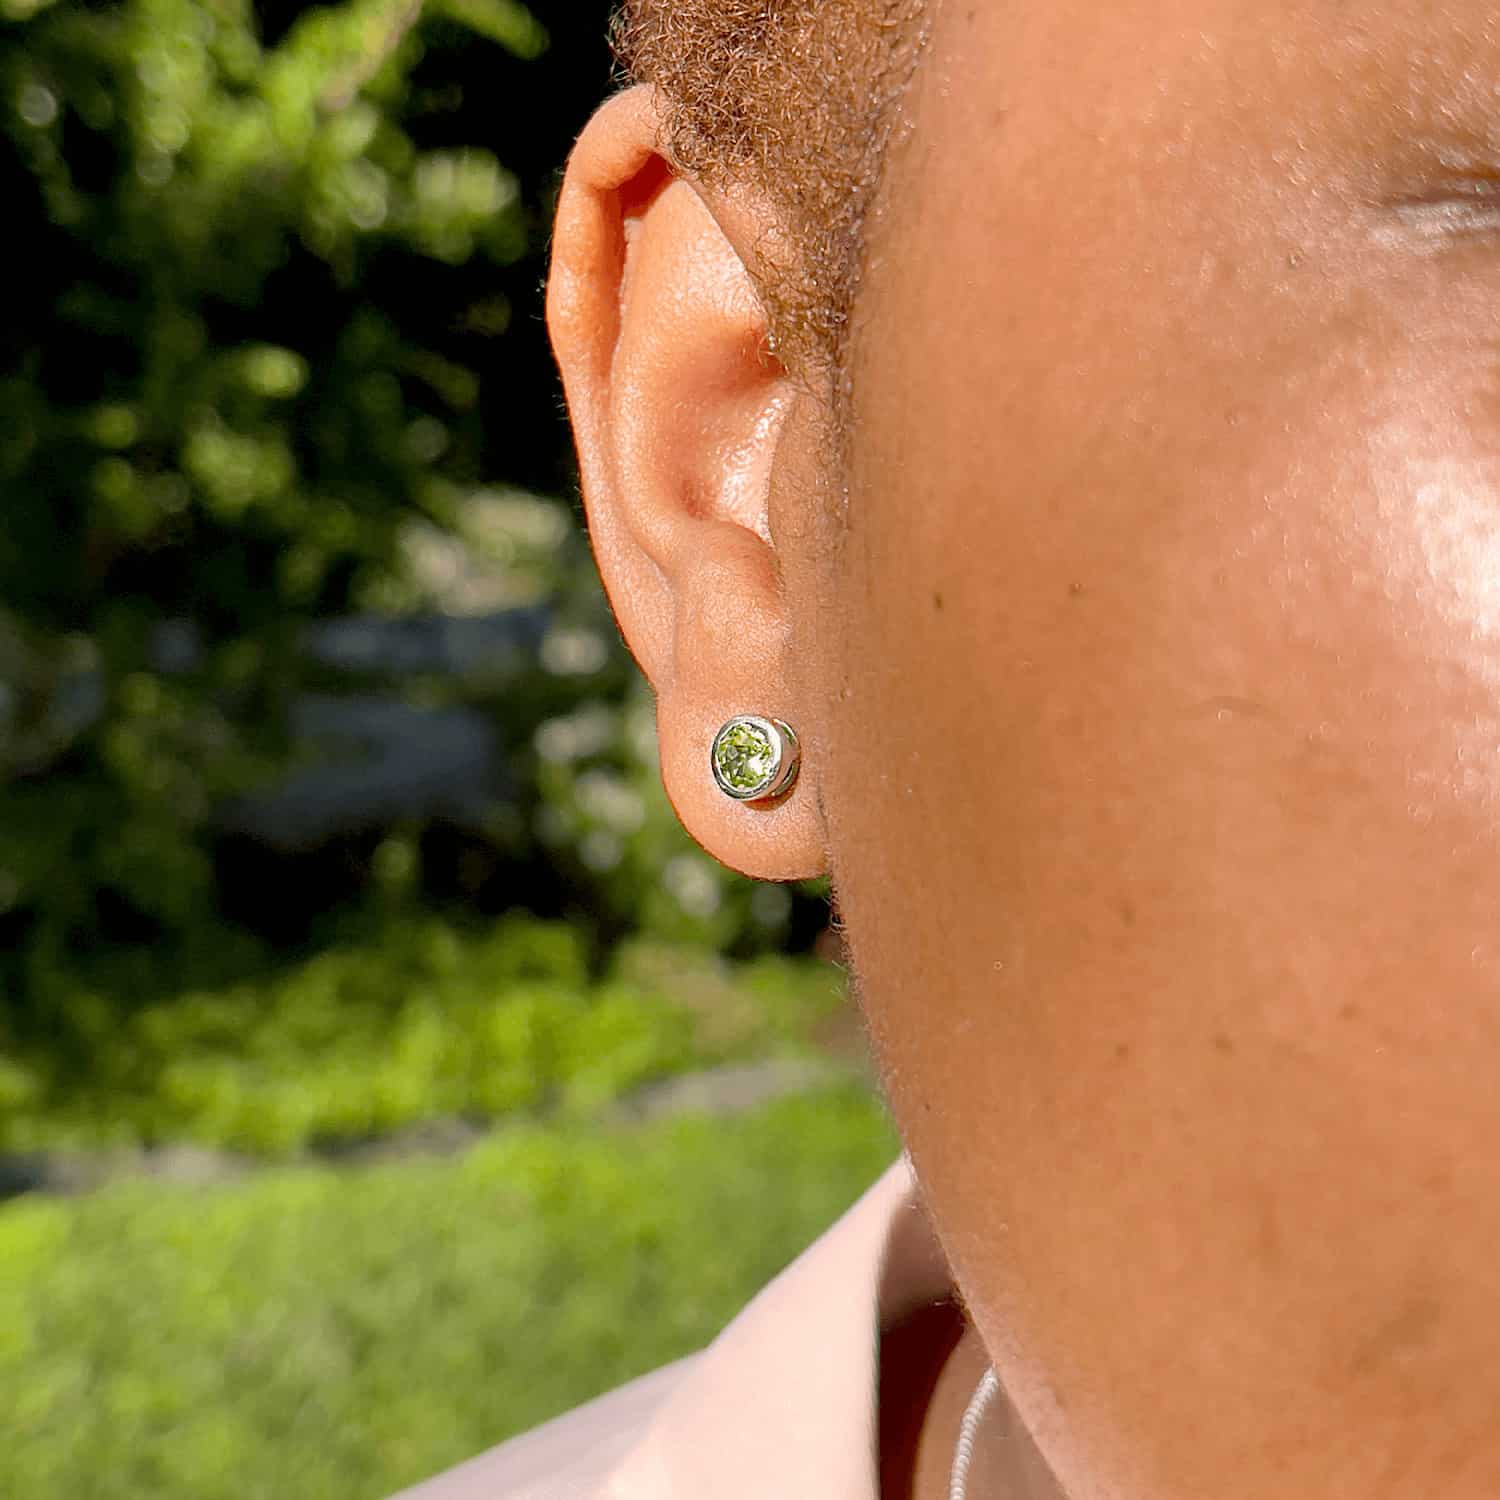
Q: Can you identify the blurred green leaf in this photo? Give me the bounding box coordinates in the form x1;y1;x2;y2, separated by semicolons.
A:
433;0;548;58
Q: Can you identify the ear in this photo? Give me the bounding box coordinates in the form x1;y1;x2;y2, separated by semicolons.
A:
548;86;827;881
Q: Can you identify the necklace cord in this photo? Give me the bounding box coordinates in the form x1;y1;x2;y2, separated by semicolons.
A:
948;1368;1001;1500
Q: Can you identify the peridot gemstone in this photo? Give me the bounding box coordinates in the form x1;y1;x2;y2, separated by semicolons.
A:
713;721;777;794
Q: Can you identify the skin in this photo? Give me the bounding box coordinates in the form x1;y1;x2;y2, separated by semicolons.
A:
550;2;1500;1495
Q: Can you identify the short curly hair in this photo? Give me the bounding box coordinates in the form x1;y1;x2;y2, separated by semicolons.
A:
612;0;930;373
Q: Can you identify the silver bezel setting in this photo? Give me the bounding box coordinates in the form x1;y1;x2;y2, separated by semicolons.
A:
710;715;801;803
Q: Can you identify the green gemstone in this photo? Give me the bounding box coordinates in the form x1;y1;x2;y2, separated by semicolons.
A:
714;721;777;793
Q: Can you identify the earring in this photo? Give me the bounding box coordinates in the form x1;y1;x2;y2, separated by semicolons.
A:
711;715;801;803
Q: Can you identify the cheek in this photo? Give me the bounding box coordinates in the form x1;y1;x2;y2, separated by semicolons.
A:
830;314;1500;1500
835;305;1500;1153
821;83;1500;1500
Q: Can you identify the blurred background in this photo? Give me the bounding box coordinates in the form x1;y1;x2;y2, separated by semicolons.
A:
0;2;895;1494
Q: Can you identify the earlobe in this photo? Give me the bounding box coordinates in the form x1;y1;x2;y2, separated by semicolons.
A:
547;87;828;881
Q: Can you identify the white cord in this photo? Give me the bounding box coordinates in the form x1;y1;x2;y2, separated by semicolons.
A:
948;1367;1001;1500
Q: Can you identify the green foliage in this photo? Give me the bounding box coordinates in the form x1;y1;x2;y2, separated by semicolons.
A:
6;0;535;605
0;914;851;1154
0;1085;899;1500
0;0;563;946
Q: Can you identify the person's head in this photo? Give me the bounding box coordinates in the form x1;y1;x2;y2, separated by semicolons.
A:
550;3;1500;1495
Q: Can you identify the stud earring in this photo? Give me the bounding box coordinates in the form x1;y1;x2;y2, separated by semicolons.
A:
710;715;801;803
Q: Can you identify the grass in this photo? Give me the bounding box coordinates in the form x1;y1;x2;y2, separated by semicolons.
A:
0;918;851;1155
0;1083;898;1500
